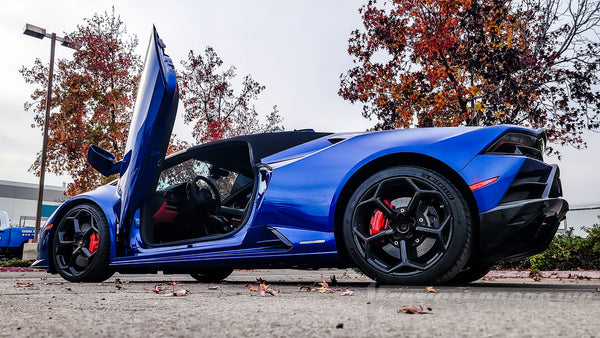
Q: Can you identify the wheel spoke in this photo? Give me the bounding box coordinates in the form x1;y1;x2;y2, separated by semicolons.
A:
81;247;95;259
353;228;394;260
366;228;394;243
385;240;425;273
415;215;452;251
58;239;76;248
73;218;81;234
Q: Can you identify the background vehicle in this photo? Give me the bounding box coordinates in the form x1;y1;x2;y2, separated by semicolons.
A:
0;211;35;259
32;28;568;285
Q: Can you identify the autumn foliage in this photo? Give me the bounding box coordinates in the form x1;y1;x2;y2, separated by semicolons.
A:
340;0;600;152
20;9;141;195
178;47;283;144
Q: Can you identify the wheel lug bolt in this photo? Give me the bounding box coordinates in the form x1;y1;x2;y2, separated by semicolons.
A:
418;218;424;222
393;241;399;245
400;208;405;213
415;238;420;243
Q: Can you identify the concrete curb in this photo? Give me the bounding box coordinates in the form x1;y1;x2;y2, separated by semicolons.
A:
1;267;599;279
486;270;600;279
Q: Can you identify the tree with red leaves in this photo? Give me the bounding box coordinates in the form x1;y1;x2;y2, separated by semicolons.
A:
178;47;283;144
340;0;600;153
20;8;142;195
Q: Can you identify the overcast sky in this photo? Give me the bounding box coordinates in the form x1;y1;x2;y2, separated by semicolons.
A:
0;0;598;206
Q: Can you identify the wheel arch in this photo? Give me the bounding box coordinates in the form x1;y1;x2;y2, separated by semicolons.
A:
46;198;116;273
333;152;480;264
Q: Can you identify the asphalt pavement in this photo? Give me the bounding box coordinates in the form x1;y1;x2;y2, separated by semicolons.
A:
1;269;599;337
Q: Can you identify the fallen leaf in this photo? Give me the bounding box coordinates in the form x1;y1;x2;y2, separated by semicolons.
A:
340;289;355;296
397;305;432;314
175;289;188;296
299;285;314;292
249;281;277;296
256;278;266;284
317;278;333;293
168;281;181;286
208;286;221;290
16;281;34;287
65;287;72;291
426;286;437;293
532;275;541;282
115;278;122;285
153;284;168;294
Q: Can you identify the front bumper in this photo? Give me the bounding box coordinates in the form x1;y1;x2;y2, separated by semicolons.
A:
479;197;568;263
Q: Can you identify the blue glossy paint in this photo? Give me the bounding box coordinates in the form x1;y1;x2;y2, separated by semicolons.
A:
117;27;178;234
32;28;561;275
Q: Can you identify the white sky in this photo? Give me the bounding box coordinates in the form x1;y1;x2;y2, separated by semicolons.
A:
0;0;598;206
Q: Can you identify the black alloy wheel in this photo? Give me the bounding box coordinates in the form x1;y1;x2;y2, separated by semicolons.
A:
445;263;493;284
343;166;472;285
190;268;234;282
52;204;113;282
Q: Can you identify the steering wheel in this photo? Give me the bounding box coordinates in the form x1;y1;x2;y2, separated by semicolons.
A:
186;175;221;214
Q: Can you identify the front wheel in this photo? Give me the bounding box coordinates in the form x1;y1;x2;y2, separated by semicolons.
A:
52;204;113;282
445;263;493;285
343;166;472;285
190;268;234;282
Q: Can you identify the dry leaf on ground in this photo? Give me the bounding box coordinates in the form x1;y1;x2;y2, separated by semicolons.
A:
153;284;168;294
249;281;277;296
317;278;334;293
426;286;437;293
208;286;221;290
16;281;34;287
398;305;432;314
174;289;188;296
340;289;355;296
299;285;314;292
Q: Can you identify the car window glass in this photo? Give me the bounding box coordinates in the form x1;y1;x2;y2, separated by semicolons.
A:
156;158;248;200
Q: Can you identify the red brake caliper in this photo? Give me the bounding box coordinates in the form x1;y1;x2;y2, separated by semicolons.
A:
369;200;393;235
88;233;99;253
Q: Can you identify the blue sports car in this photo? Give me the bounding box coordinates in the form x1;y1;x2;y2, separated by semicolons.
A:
33;28;568;285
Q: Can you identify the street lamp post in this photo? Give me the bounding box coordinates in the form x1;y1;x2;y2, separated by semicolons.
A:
23;24;80;241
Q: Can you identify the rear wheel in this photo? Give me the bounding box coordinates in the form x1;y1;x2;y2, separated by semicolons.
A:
343;166;472;285
52;204;113;282
190;268;234;282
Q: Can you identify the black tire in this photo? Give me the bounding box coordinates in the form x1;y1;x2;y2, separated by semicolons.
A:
52;204;113;282
343;166;472;285
190;268;234;282
445;263;493;285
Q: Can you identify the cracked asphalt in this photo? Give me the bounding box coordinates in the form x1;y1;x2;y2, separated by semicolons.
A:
1;269;599;337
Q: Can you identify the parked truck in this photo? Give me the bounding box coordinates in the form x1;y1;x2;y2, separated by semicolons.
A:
0;211;35;259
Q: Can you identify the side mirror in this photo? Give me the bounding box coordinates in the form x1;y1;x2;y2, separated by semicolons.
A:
87;145;122;177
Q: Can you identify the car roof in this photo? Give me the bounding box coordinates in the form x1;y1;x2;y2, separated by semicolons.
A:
171;131;332;164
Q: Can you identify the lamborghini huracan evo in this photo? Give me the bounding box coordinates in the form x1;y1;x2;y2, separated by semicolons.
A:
32;28;568;285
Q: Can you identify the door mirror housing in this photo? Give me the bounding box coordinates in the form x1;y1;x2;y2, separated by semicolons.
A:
87;145;122;177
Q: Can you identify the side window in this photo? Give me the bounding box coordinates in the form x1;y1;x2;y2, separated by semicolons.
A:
156;158;250;201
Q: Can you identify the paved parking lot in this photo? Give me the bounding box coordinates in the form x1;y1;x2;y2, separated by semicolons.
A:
1;269;599;337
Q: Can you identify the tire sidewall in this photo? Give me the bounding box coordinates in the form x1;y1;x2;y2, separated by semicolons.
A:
52;204;112;282
343;166;471;285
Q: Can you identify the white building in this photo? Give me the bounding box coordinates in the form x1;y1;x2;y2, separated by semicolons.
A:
0;180;66;227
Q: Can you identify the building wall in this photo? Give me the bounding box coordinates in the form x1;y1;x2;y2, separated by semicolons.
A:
562;203;600;237
0;180;66;227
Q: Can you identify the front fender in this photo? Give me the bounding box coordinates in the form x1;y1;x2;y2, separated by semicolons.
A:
33;184;120;271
